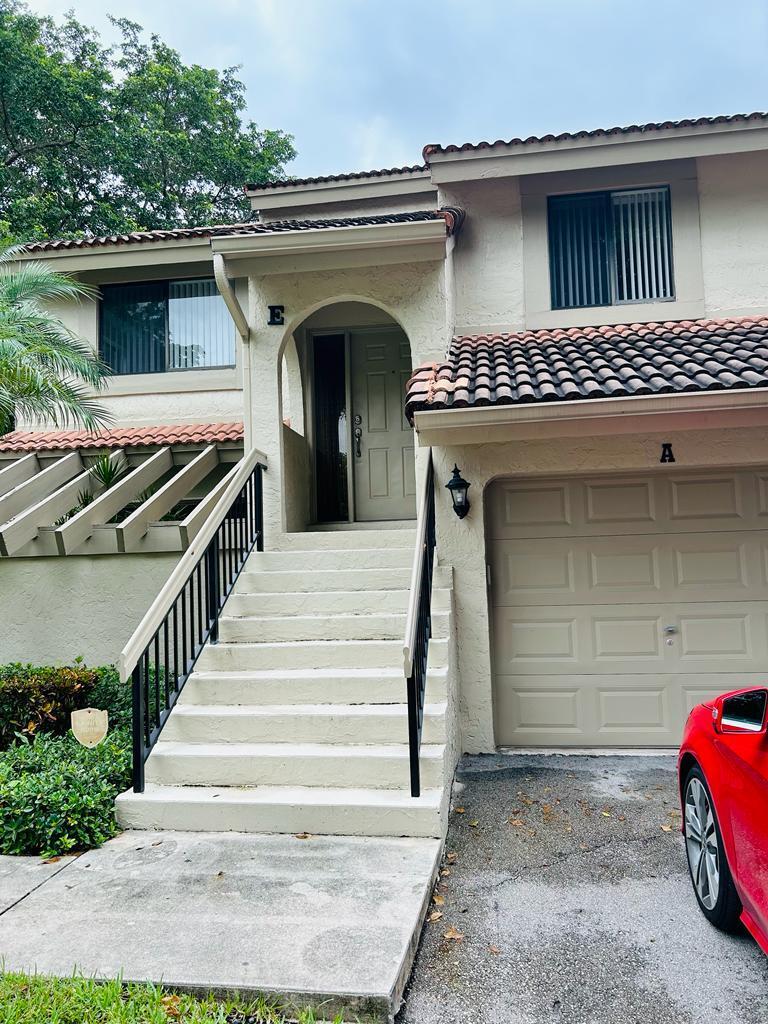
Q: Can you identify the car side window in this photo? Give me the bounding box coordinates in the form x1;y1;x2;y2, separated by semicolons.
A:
722;690;768;733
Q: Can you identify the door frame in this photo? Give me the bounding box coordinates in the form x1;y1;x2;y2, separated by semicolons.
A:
307;323;407;525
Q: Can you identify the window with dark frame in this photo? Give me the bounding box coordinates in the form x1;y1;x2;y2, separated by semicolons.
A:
99;277;235;376
548;186;674;310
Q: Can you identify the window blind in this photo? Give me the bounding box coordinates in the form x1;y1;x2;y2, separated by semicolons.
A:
548;186;674;310
100;278;235;376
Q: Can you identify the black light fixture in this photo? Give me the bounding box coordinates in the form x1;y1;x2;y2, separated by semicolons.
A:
446;464;471;519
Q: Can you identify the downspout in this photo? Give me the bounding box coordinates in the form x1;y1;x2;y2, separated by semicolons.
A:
213;252;253;450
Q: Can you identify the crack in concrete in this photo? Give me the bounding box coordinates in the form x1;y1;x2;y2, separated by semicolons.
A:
0;853;82;919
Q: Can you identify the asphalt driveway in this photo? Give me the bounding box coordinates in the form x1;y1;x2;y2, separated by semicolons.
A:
399;753;768;1024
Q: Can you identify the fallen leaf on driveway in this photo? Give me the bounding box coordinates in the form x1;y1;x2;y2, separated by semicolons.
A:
443;926;464;942
454;807;466;814
660;824;674;833
508;817;524;827
440;867;451;877
432;893;445;906
469;820;479;827
488;944;501;955
446;851;458;863
41;856;62;864
293;833;313;840
428;910;443;922
601;811;612;818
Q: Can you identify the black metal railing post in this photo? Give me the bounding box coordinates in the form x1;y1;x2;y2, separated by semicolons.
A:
404;451;436;798
206;533;220;643
132;663;145;793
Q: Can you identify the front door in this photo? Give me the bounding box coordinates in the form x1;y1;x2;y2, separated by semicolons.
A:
350;328;416;521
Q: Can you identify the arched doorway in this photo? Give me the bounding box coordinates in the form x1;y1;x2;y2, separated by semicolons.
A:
281;301;416;525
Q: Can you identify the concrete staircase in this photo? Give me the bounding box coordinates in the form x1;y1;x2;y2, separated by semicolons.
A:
116;527;453;839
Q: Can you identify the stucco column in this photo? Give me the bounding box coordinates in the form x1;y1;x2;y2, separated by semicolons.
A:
431;444;496;753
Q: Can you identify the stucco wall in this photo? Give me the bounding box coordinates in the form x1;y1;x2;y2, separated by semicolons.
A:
698;150;768;318
437;178;525;336
429;423;768;753
0;553;179;666
281;424;310;533
247;259;448;543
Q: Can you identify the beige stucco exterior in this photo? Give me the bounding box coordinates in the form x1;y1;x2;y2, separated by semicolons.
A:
0;552;180;665
9;117;768;752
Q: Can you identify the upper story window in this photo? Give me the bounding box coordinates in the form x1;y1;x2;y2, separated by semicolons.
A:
547;186;674;310
100;278;235;376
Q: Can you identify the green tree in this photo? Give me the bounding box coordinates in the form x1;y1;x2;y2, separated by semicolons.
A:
0;2;295;241
0;245;110;434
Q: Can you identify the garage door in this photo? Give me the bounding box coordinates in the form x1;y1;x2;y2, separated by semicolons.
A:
488;470;768;747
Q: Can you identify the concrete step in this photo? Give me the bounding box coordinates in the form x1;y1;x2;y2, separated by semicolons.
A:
144;740;446;789
234;565;452;594
196;637;449;672
225;587;451;617
275;528;416;550
116;783;444;839
246;548;413;571
162;702;447;746
181;667;449;706
217;610;450;644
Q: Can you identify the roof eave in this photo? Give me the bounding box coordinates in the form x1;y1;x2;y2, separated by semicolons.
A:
210;217;451;260
412;387;768;445
246;170;435;211
426;120;768;183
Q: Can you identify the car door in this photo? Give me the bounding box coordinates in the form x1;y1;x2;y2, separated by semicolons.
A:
714;688;768;940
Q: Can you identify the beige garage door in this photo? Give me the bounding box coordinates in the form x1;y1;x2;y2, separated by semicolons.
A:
488;470;768;747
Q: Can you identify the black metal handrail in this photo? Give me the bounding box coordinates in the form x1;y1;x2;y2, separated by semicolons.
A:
403;449;436;798
121;453;266;792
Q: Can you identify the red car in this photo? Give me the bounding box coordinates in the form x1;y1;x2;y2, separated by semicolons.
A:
678;687;768;954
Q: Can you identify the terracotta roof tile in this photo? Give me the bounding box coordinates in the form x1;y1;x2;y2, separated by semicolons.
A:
0;422;244;453
423;111;768;159
405;317;768;421
245;164;428;191
23;209;462;254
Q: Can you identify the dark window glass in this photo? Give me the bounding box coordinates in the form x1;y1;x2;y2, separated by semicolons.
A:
100;278;234;375
548;187;674;310
722;690;767;732
313;334;348;523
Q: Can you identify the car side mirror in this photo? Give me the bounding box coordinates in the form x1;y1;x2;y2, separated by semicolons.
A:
714;689;768;735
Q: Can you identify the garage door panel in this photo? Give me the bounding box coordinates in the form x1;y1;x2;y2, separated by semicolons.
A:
489;469;768;747
494;533;766;606
495;674;768;747
490;472;764;539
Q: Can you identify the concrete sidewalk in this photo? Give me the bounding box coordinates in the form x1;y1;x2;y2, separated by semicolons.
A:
0;830;440;1022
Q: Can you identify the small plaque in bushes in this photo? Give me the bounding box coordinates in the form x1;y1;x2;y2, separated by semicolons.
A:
71;708;108;748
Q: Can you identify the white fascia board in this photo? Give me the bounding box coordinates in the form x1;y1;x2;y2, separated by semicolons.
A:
246;172;433;211
412;387;768;445
19;239;214;274
428;123;768;183
210;218;449;261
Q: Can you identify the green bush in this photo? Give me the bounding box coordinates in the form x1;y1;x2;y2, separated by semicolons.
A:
0;663;133;747
88;665;133;731
0;664;98;748
0;729;132;857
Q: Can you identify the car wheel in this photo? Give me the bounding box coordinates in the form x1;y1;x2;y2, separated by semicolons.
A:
683;765;742;933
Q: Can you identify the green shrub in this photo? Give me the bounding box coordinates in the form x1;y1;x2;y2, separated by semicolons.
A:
0;729;132;857
88;665;133;731
0;663;134;747
0;664;98;748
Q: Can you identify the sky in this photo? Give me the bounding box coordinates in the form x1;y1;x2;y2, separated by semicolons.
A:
32;0;768;180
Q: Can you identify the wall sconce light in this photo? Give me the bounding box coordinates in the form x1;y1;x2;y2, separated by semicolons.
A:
446;464;471;519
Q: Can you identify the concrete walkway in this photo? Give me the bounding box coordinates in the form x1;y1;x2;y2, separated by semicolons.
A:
0;830;440;1022
399;754;768;1024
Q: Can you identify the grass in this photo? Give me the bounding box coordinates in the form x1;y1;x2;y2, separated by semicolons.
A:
0;973;346;1023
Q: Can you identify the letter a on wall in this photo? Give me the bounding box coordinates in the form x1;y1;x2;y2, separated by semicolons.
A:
660;443;675;464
